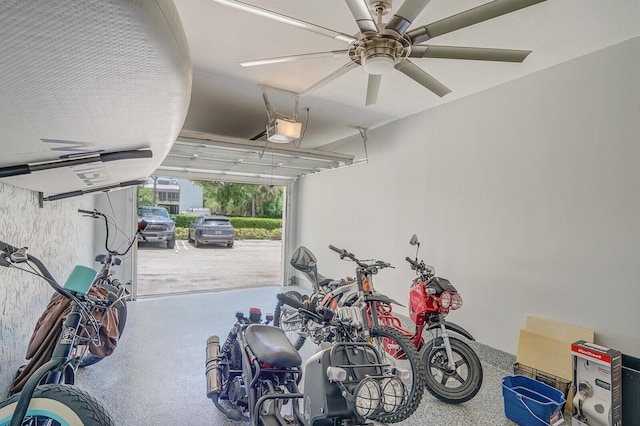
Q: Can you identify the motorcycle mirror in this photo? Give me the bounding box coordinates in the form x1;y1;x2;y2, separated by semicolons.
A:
290;246;318;274
138;220;149;231
409;234;420;247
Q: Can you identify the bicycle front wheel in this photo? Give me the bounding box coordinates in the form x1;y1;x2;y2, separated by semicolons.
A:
367;325;426;423
0;384;114;426
273;290;307;350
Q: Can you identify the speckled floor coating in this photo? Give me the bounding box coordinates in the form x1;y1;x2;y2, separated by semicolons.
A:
77;286;572;425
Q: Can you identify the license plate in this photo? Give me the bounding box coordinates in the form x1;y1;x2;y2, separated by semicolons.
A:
215;230;222;235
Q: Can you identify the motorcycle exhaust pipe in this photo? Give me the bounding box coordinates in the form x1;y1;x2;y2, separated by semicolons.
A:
206;336;222;398
205;335;244;421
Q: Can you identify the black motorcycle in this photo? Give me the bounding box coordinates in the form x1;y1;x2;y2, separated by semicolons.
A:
206;308;410;425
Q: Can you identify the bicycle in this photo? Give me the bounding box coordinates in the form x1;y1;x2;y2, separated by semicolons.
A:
0;241;115;425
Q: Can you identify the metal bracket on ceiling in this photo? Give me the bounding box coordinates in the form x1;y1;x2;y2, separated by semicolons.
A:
354;126;369;162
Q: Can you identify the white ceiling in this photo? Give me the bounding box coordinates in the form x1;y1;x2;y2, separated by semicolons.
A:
175;0;640;150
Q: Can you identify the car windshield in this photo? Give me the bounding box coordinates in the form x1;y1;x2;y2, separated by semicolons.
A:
203;218;230;225
138;207;170;218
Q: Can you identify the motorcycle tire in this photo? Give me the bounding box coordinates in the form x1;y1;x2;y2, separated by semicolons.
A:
273;290;307;350
366;325;426;423
78;283;128;368
0;384;114;426
421;336;483;404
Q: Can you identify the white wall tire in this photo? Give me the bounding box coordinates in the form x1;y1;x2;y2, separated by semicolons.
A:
0;384;114;426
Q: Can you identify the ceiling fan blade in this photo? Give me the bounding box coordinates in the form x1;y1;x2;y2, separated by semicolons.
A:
410;45;531;62
395;59;451;97
345;0;378;34
298;62;359;97
213;0;356;44
386;0;432;35
407;0;547;44
239;50;348;67
365;74;382;106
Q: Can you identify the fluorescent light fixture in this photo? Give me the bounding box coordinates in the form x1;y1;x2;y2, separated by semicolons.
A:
267;119;302;143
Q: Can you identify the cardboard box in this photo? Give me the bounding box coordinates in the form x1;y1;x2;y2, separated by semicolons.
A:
571;341;622;426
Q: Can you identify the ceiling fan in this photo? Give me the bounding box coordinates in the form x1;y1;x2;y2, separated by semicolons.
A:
214;0;547;105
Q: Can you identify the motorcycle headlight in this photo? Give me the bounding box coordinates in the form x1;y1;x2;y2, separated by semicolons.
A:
380;377;406;413
354;378;381;418
440;292;452;309
450;293;463;310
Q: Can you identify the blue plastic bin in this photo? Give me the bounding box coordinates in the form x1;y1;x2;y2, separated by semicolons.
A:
502;375;565;426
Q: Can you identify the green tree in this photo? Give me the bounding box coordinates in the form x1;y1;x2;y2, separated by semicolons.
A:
192;181;283;217
138;186;152;206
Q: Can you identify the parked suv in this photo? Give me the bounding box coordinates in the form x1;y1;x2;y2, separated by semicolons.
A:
138;206;176;249
188;215;234;248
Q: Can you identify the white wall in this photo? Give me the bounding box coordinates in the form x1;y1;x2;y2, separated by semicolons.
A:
291;37;640;357
0;182;95;390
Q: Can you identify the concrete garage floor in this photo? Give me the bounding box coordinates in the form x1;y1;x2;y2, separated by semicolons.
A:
75;242;573;425
136;240;282;297
75;285;574;425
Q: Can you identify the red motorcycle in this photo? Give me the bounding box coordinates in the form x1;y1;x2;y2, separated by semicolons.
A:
376;234;483;404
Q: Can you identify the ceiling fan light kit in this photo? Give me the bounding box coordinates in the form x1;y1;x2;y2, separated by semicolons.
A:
215;0;547;105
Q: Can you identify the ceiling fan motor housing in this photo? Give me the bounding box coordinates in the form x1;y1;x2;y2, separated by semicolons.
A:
350;34;410;74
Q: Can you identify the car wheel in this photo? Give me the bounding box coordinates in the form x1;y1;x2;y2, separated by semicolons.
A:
167;238;175;249
187;230;193;242
194;237;199;248
227;241;234;248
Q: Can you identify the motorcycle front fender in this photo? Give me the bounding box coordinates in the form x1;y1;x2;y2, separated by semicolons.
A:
365;293;405;307
425;320;475;341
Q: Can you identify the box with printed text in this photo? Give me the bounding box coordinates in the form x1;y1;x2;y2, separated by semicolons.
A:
572;341;622;426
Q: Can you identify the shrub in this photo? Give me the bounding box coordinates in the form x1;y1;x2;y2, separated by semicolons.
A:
235;228;282;240
175;228;189;240
229;217;281;230
173;214;282;230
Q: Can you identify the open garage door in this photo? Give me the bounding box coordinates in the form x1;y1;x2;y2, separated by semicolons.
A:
155;130;354;186
133;130;354;298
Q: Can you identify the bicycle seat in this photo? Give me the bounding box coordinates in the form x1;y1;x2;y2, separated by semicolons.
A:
245;324;302;368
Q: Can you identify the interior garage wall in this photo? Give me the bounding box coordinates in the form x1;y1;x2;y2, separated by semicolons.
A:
0;182;95;391
291;37;640;357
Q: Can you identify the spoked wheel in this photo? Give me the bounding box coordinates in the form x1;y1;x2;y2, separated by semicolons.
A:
0;384;114;426
273;291;307;350
366;325;426;423
422;336;483;404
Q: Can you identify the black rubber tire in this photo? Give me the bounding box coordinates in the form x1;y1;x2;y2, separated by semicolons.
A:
227;241;234;248
194;237;200;248
0;384;114;425
78;283;127;368
365;325;426;423
421;336;483;404
273;291;306;350
188;230;193;242
167;238;175;249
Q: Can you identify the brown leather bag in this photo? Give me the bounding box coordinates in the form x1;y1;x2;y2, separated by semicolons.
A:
10;286;120;394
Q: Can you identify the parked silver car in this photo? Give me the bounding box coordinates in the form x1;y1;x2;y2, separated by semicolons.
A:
188;215;234;248
138;206;176;249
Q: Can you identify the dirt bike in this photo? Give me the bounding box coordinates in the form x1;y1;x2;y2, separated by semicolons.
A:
274;245;425;423
376;234;483;404
206;306;411;424
0;240;118;425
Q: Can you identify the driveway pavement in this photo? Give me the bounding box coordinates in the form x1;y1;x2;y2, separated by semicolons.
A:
135;239;282;298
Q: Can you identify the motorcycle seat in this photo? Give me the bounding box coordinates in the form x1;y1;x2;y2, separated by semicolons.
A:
245;324;302;368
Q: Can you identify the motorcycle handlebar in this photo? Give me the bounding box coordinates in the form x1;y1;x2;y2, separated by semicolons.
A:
328;245;345;255
405;256;418;268
77;208;96;215
276;292;305;311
